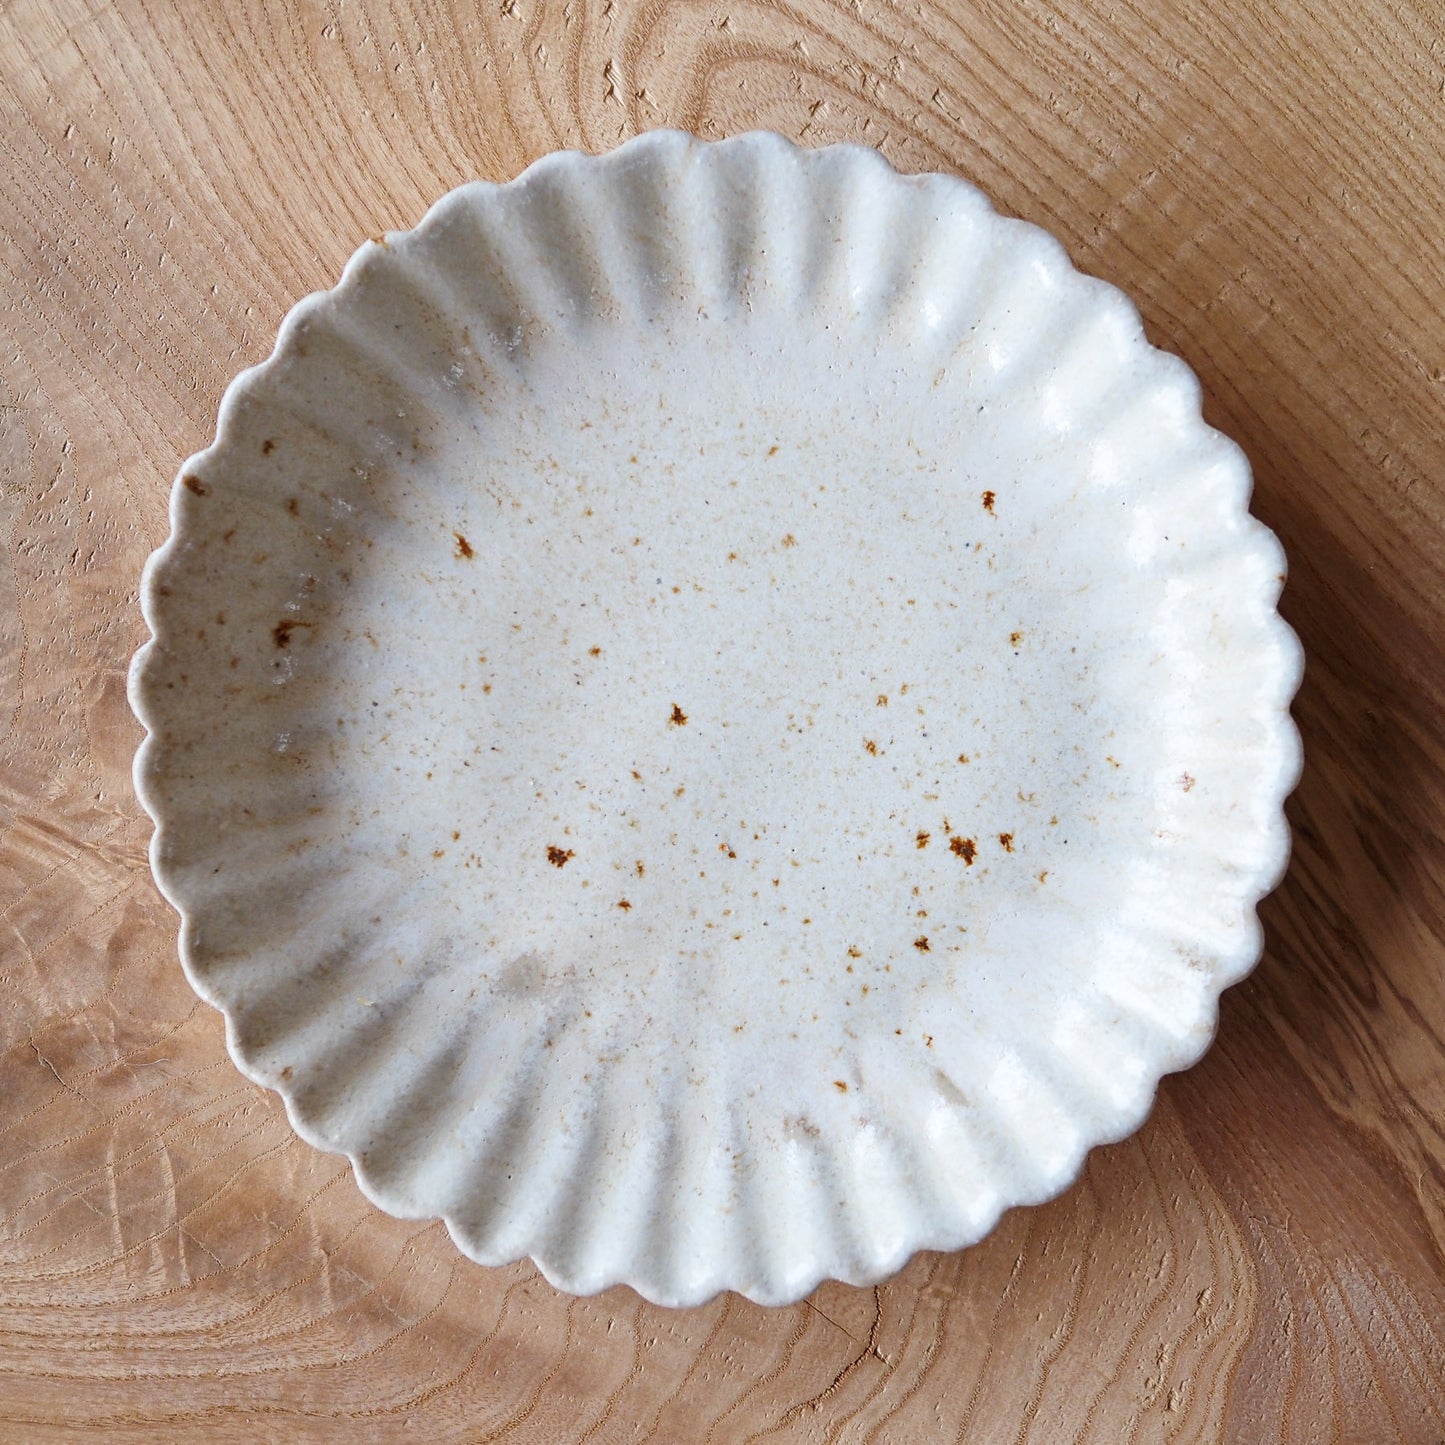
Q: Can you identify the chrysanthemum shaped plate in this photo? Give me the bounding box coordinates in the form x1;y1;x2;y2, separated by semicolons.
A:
130;129;1303;1308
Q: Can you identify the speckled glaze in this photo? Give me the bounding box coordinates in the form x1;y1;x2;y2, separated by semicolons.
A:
129;129;1303;1308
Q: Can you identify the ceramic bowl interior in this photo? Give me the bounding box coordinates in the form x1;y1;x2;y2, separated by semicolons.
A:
131;129;1302;1307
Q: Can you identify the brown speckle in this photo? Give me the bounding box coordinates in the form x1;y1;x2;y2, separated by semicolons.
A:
1106;755;1121;768
262;439;276;455
588;646;601;657
280;1066;293;1081
768;444;780;456
847;945;862;959
877;694;888;707
286;497;300;516
1038;870;1049;884
864;739;879;756
432;848;446;859
949;836;976;864
452;831;461;841
915;830;930;849
617;898;632;910
999;832;1014;852
546;845;575;868
833;1080;848;1092
635;860;645;877
1180;772;1196;791
669;703;688;726
1010;631;1023;646
957;753;970;764
913;935;930;952
982;489;995;513
719;842;737;858
781;533;797;548
454;532;474;559
272;619;311;648
182;474;209;496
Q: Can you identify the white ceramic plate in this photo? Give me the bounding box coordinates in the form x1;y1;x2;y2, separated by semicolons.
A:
130;129;1302;1307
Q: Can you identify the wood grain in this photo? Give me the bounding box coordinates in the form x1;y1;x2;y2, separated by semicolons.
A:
3;0;1443;1438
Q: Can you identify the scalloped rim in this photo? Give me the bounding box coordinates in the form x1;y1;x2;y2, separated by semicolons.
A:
129;129;1304;1308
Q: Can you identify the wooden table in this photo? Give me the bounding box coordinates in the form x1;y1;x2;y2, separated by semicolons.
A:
3;1;1443;1438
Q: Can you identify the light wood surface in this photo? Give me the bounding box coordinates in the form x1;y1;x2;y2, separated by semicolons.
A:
3;0;1444;1438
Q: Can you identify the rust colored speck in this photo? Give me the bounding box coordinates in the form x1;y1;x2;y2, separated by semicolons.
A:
546;845;575;868
864;739;879;756
454;532;474;560
982;490;996;513
1180;772;1196;791
262;439;276;455
182;474;209;496
617;898;632;910
273;619;311;648
1010;631;1023;646
877;694;889;707
768;444;780;456
847;945;862;959
915;830;930;849
636;860;645;877
286;498;300;516
280;1066;293;1080
669;703;688;726
949;835;976;864
833;1080;848;1092
588;646;601;657
999;832;1014;852
781;533;797;547
913;935;930;952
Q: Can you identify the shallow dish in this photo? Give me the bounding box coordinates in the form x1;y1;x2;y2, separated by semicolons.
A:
130;129;1302;1307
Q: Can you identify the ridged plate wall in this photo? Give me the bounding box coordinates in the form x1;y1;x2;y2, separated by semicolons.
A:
130;130;1303;1307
